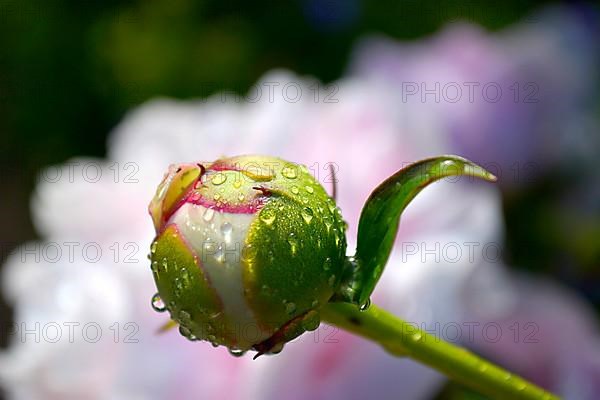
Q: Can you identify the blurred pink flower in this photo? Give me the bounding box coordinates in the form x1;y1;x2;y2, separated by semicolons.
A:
1;6;599;400
0;71;499;400
349;6;598;187
462;267;600;399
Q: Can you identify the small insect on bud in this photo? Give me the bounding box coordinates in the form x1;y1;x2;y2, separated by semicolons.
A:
148;155;347;356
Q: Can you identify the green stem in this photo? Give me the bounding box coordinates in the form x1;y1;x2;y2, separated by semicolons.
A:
321;302;559;400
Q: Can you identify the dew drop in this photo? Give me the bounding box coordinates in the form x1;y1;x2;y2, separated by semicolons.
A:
238;193;245;202
211;173;227;185
260;210;276;226
173;278;184;297
323;217;332;232
270;343;284;354
304;185;314;194
311;299;320;308
322;257;332;271
287;233;298;255
215;245;225;263
229;348;246;357
178;325;190;336
213;193;221;201
301;207;314;224
151;293;167;312
291;186;299;195
233;180;242;189
179;310;192;323
150;241;157;254
180;270;190;285
204;240;216;253
220;222;233;241
179;325;196;341
281;165;298;179
301;313;321;331
203;208;215;222
360;298;371;311
412;332;422;341
242;243;258;263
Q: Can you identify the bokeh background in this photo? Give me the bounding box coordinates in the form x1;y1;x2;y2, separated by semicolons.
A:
0;1;599;399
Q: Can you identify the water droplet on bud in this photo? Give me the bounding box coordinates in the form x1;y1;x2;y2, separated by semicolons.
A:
260;210;276;226
151;293;167;312
215;245;225;263
301;207;314;224
270;343;284;354
301;312;320;331
211;173;227;185
220;222;232;242
203;208;215;222
323;216;332;232
360;298;371;311
179;310;192;323
304;185;314;194
287;233;298;255
229;348;246;357
179;325;196;340
281;165;298;179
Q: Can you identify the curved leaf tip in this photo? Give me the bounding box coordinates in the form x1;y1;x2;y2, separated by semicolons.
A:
339;155;497;307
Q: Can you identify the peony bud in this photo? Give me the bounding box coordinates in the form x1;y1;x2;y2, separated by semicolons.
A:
148;155;347;355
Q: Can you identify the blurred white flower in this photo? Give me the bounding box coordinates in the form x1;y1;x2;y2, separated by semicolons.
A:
2;6;598;400
349;6;599;187
0;70;499;400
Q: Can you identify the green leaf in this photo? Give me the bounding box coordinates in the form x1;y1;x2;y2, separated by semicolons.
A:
351;155;497;306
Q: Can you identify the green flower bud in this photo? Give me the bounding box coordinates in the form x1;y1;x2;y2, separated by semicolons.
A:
148;155;347;355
